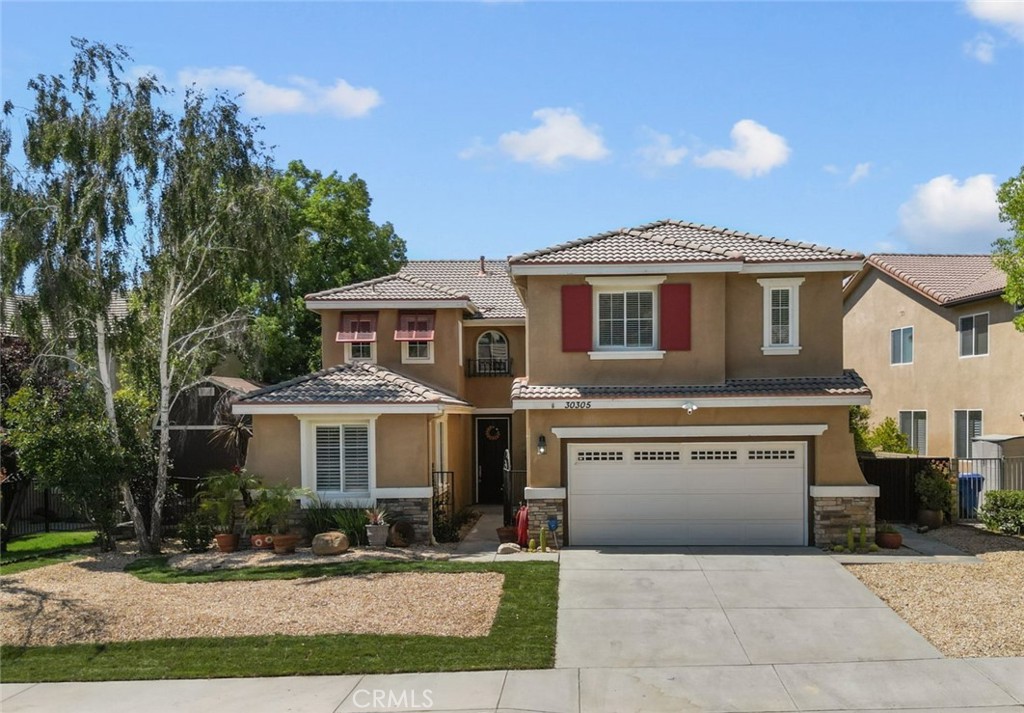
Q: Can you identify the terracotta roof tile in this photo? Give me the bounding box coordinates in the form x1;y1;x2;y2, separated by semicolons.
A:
511;370;870;401
865;254;1007;305
236;362;469;406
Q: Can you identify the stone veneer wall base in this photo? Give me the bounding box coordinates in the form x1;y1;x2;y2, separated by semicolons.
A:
376;497;432;544
526;498;565;547
813;496;876;547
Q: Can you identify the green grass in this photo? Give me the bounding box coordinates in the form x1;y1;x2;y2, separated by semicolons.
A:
0;557;558;682
0;531;98;574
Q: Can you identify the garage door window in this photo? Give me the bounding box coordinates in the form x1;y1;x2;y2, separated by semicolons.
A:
691;449;738;461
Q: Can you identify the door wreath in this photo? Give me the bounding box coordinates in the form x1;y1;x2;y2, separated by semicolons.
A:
484;425;502;441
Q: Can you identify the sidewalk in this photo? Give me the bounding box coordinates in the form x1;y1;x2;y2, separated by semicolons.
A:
3;658;1023;712
449;504;559;563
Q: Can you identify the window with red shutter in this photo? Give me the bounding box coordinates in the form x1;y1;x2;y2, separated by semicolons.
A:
336;312;378;343
561;285;593;352
394;312;436;341
659;283;691;351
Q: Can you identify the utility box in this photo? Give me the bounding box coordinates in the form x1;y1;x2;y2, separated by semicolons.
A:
972;435;1024;459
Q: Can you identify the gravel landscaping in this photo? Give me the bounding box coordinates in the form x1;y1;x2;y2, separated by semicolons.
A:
847;525;1024;657
0;553;503;647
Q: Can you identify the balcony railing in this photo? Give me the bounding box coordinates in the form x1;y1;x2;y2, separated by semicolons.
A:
466;357;513;377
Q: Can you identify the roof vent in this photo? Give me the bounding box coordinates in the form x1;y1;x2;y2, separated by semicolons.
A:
478;256;487;275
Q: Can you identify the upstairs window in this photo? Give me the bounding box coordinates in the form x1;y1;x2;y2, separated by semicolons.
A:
890;326;914;365
597;291;654;349
758;277;804;355
337;312;378;363
396;312;435;364
959;313;989;357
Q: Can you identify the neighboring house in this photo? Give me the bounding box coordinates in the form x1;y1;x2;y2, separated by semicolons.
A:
843;254;1023;458
237;221;875;546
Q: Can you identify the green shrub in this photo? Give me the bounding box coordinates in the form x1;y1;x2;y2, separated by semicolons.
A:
178;512;215;553
332;505;370;546
915;462;954;512
302;500;344;536
433;506;476;543
866;417;914;454
978;490;1024;534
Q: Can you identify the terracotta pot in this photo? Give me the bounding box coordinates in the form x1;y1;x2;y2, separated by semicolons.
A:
496;526;517;543
917;509;943;529
251;533;275;549
214;533;239;553
272;534;299;554
876;532;903;550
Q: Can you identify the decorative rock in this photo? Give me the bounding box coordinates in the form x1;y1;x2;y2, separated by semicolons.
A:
497;543;522;555
311;531;349;556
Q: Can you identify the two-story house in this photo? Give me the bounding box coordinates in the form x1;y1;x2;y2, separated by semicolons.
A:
843;254;1023;457
237;220;875;546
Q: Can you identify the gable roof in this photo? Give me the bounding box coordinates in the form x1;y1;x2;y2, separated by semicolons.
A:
509;219;862;267
205;375;263;395
234;361;470;408
846;254;1007;306
304;259;524;319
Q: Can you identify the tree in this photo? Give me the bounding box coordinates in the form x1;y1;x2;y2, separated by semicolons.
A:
866;417;914;454
849;406;871;453
1;38;166;550
242;160;406;382
993;165;1024;331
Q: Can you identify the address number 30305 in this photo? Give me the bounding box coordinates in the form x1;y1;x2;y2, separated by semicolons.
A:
564;401;592;409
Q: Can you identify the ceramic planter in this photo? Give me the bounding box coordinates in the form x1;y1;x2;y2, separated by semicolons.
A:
251;533;275;549
917;509;943;529
366;523;389;548
876;531;903;549
214;533;239;553
272;534;299;554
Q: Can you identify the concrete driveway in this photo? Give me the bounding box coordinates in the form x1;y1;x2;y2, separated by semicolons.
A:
556;546;942;669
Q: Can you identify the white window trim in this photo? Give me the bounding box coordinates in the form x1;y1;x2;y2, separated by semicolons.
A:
953;408;983;458
475;330;509;361
299;416;377;502
958;311;990;358
890;325;914;366
587;276;664;357
758;277;804;355
432;414;448;472
898;409;927;454
344;341;377;364
401;340;435;365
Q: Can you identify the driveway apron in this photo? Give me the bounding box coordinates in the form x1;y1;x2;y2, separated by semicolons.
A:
555;546;943;669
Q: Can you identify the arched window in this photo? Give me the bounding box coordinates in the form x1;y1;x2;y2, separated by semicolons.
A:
473;331;510;376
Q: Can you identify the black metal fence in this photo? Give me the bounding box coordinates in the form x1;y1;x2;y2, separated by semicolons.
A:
465;358;513;377
502;449;526;526
4;484;93;536
432;470;455;522
858;456;950;524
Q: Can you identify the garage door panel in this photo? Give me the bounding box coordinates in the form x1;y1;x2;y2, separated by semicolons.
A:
571;468;803;495
570;519;805;547
571;492;803;521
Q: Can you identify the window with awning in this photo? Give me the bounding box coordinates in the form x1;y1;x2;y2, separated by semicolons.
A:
336;312;378;343
394;312;435;341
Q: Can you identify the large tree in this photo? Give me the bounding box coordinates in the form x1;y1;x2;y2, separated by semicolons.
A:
994;165;1024;331
242;160;406;383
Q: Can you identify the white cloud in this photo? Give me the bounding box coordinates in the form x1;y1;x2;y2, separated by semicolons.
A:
848;162;872;185
822;164;840;175
177;66;381;118
635;127;688;171
965;0;1024;40
494;108;609;167
896;174;1005;251
964;32;997;62
694;119;791;178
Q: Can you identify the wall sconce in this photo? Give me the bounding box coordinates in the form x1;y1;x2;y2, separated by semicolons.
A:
537;434;547;455
682;401;698;415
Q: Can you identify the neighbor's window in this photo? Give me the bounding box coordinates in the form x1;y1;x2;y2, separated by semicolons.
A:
758;277;804;354
597;291;654;349
953;409;983;458
314;424;370;493
959;313;989;357
890;326;914;365
898;410;927;454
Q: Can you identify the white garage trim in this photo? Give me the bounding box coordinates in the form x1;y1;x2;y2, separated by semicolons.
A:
809;485;879;498
513;395;869;410
524;487;567;500
551;424;828;439
568;441;808;547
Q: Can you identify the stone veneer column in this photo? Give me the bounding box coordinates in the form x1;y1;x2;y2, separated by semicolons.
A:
809;485;880;547
524;488;566;547
376;497;432;544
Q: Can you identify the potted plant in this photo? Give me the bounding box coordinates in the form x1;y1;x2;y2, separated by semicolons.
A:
199;470;248;552
247;484;310;554
875;521;902;549
246;489;276;550
916;462;953;529
365;506;389;548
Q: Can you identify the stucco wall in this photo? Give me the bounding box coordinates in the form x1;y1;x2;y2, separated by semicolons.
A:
844;271;1024;455
245;414;301;487
463;324;525;408
524;405;864;489
446;414;473;510
376;414;431;488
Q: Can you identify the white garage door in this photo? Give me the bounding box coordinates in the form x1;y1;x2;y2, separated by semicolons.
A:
568;442;807;546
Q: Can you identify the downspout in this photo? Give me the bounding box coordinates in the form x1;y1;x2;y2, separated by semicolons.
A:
427;410;445;546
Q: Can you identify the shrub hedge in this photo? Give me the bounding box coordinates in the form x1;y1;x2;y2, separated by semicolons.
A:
978;490;1024;535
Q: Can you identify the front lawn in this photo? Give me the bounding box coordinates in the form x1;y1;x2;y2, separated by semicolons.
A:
0;558;558;682
0;530;97;574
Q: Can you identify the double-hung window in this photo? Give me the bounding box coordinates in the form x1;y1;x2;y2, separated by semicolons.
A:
890;326;913;365
953;410;983;458
757;277;804;354
336;312;378;363
597;291;654;349
395;312;436;364
898;410;927;454
314;424;370;494
959;313;989;357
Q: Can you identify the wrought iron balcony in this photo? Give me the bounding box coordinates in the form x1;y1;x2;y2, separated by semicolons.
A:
466;358;513;377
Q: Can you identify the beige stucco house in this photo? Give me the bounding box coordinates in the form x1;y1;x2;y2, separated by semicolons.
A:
843;254;1023;458
237;220;876;545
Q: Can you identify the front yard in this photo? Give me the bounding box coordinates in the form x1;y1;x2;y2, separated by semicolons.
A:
0;554;558;682
847;525;1024;657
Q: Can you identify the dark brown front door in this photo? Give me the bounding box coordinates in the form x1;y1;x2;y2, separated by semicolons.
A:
476;417;510;504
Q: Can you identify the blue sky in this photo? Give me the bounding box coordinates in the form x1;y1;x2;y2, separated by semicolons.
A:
3;2;1022;260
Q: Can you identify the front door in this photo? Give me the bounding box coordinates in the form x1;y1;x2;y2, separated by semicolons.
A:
476;417;510;504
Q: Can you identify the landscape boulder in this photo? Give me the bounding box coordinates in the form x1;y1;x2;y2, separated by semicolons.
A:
312;531;349;556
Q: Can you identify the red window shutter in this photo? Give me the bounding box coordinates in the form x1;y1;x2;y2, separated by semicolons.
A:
337;312;378;342
561;285;592;352
394;312;436;341
660;283;691;351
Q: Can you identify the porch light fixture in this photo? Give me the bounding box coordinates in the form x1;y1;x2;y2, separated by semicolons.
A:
682;401;698;415
537;434;547;455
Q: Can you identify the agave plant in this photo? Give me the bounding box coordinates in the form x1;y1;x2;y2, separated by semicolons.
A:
365;506;388;526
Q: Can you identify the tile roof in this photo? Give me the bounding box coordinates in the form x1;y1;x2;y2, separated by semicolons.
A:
305;260;525;319
511;370;870;401
863;254;1007;305
236;361;470;407
510;219;862;266
205;376;263;395
2;294;128;339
